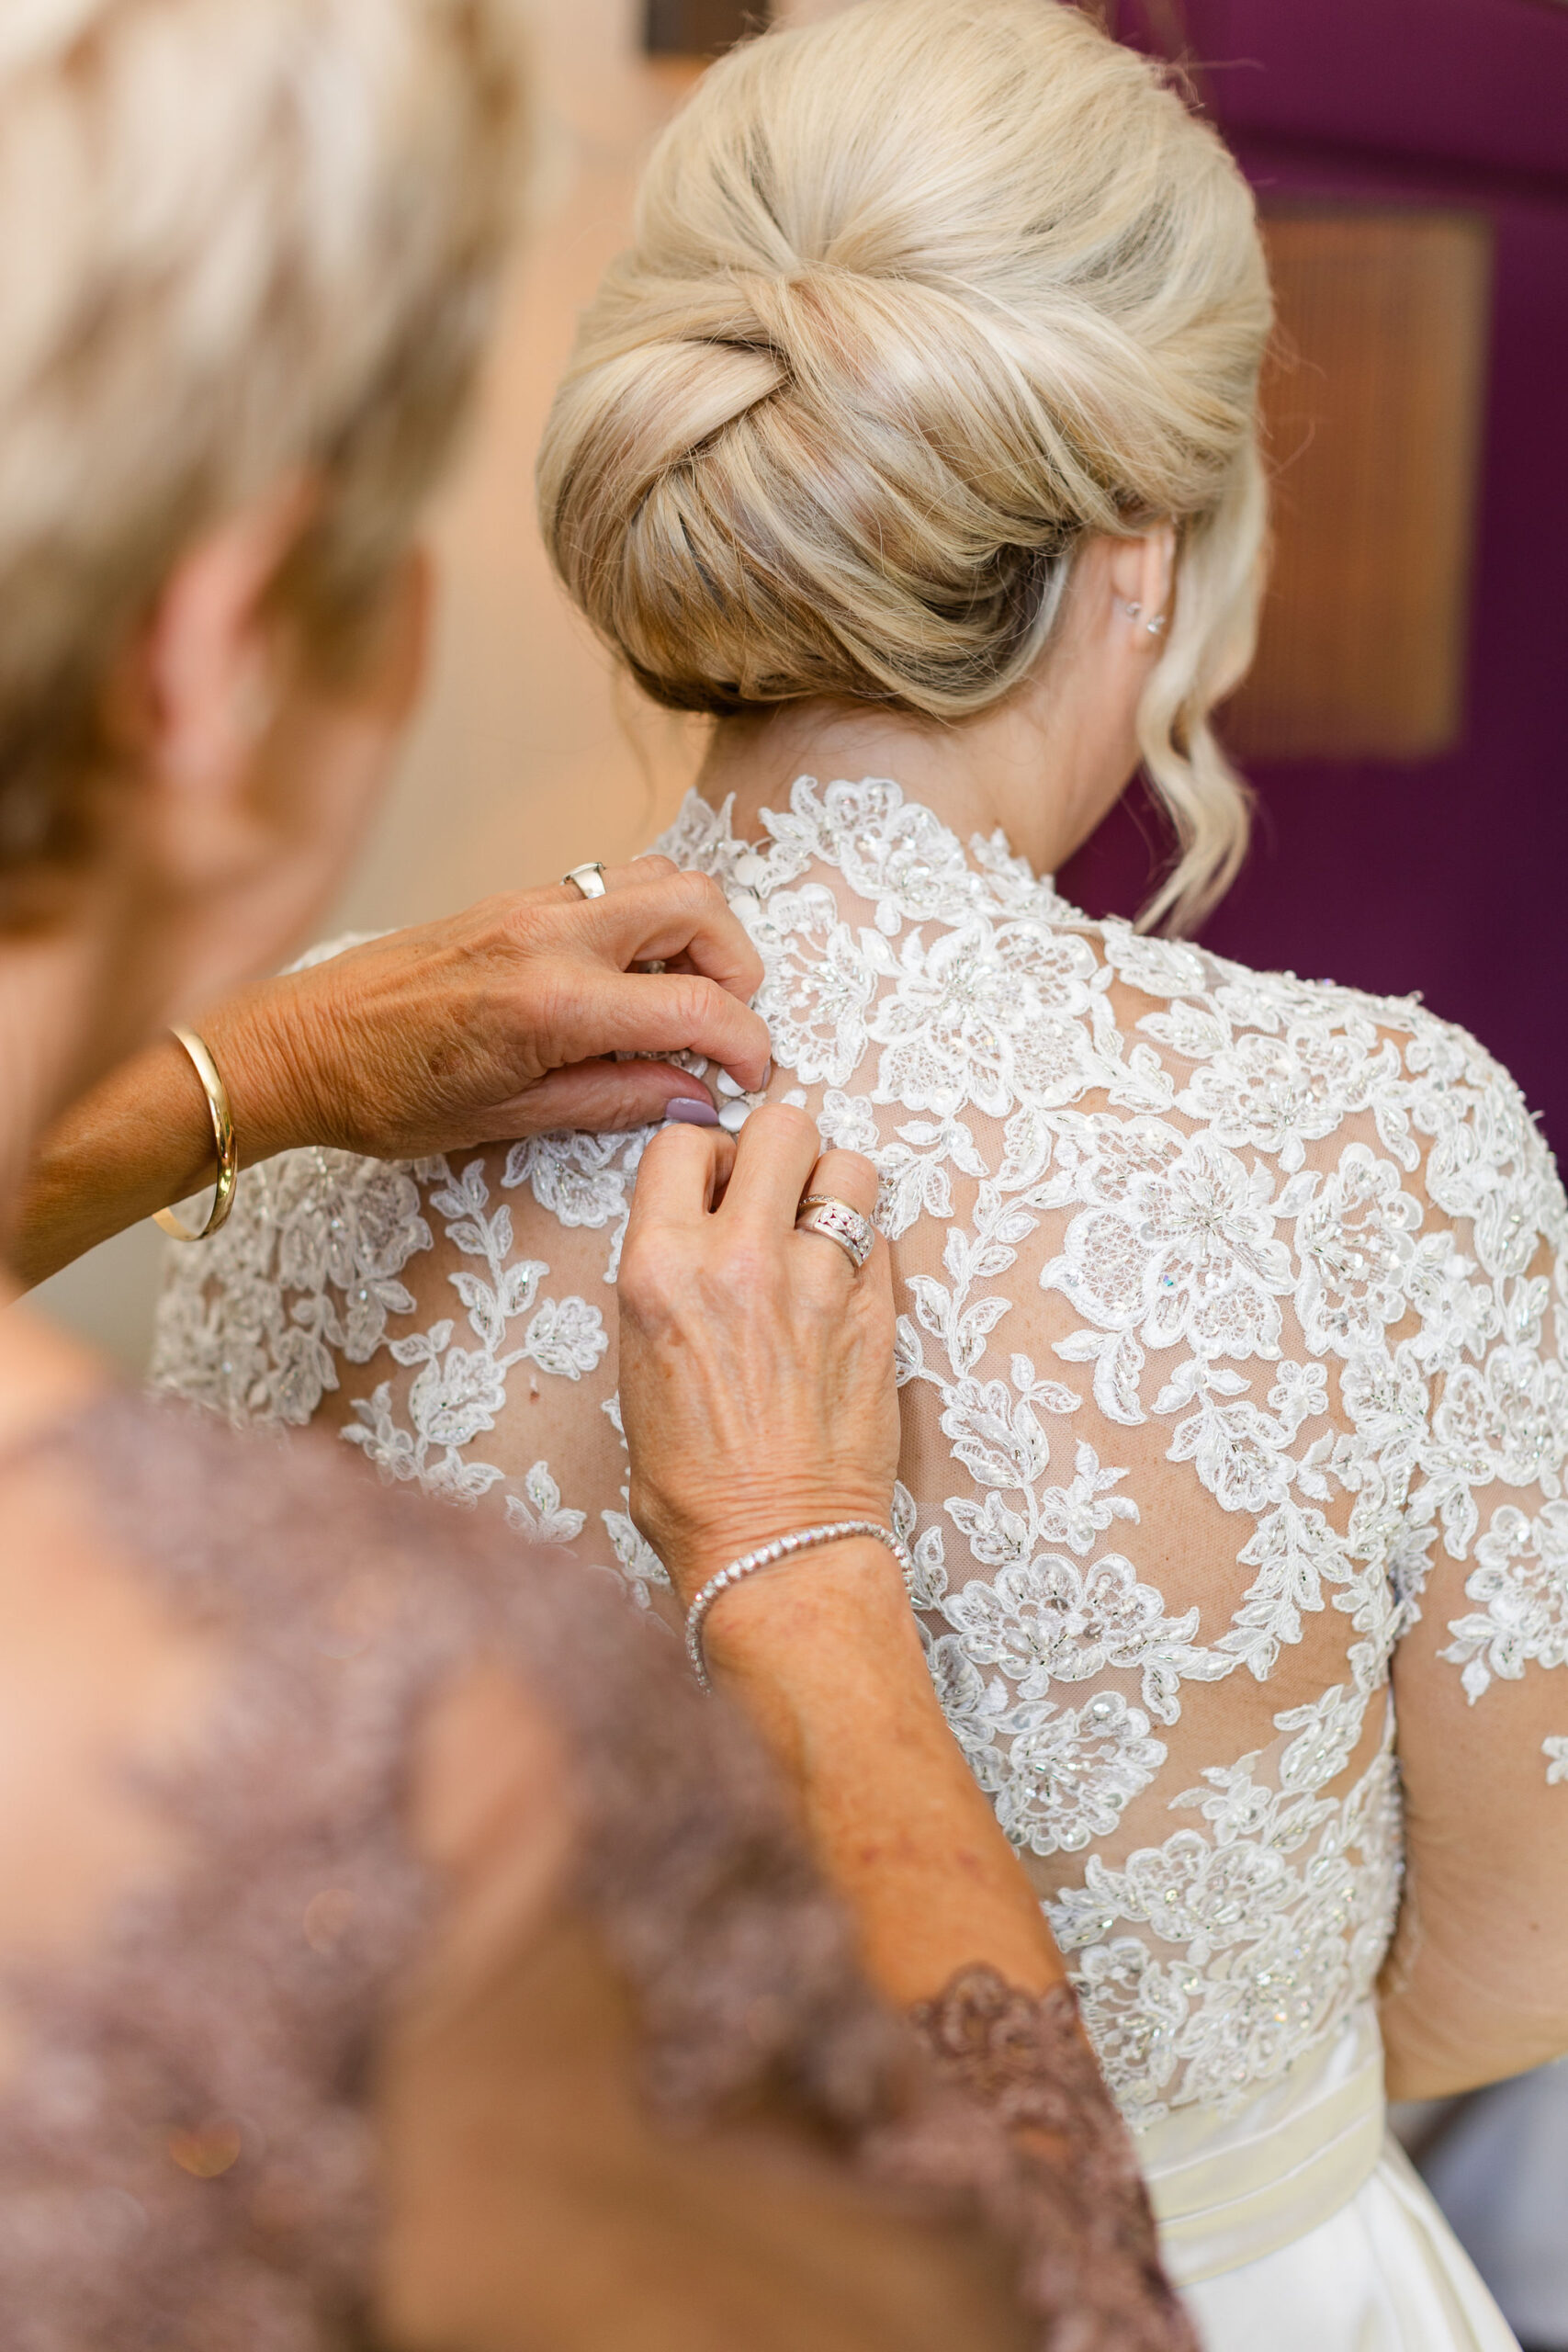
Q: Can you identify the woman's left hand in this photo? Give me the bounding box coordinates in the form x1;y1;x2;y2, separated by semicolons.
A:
616;1104;899;1605
10;859;770;1287
205;857;770;1163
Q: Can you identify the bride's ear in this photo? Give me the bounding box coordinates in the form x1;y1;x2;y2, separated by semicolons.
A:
1104;521;1178;642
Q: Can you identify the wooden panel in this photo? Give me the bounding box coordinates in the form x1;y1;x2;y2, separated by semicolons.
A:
644;0;766;56
1224;210;1492;762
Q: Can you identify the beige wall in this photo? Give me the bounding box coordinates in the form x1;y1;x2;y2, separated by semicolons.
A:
35;0;717;1374
332;0;716;937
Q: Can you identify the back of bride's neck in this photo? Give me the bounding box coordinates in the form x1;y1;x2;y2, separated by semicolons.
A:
698;699;995;835
694;693;1079;877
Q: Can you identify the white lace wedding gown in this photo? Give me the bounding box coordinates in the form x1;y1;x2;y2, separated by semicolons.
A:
153;777;1568;2352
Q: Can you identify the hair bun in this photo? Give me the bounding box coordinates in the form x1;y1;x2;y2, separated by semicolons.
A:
539;0;1272;928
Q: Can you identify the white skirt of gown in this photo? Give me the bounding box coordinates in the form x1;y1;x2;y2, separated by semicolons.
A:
1140;2004;1520;2351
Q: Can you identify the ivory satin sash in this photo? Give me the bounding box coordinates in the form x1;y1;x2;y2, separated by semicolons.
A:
1137;2003;1386;2286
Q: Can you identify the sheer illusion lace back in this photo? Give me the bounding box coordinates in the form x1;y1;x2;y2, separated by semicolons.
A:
154;776;1568;2132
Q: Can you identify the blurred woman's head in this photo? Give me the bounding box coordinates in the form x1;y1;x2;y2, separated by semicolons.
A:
539;0;1271;929
0;0;524;1106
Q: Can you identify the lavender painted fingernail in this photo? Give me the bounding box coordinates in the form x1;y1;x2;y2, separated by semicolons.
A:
665;1097;722;1126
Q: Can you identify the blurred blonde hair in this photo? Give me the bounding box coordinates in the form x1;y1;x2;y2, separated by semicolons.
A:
0;0;525;879
539;0;1271;930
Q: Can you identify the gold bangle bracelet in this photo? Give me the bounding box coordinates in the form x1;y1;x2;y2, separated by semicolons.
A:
153;1027;239;1243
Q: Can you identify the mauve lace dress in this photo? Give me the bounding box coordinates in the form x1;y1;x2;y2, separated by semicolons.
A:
0;1390;1191;2352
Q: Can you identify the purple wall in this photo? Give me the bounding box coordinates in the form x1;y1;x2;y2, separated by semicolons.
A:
1062;0;1568;1150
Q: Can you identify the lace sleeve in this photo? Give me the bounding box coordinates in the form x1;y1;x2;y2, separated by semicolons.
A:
149;1127;677;1617
1380;1041;1568;2091
908;1969;1199;2352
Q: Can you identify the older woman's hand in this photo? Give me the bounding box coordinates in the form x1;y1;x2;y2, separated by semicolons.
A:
616;1103;898;1603
209;857;769;1162
617;1102;1067;2010
12;860;770;1285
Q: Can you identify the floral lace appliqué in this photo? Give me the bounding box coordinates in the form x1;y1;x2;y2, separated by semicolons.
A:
152;775;1568;2131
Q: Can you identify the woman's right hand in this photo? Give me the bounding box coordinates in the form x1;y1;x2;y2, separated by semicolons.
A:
616;1101;1066;2011
615;1103;901;1607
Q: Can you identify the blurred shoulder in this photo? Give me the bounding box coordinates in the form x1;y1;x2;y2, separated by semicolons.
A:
53;1385;657;1683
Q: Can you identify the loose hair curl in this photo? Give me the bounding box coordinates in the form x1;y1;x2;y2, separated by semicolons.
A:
539;0;1272;930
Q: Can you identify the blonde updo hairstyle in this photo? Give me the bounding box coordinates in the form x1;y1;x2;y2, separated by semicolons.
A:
539;0;1272;930
0;0;525;893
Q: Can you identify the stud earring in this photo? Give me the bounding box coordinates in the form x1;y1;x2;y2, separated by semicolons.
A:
1145;612;1168;637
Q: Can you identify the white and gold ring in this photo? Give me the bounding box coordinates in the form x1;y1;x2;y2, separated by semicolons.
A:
795;1193;875;1272
562;861;608;899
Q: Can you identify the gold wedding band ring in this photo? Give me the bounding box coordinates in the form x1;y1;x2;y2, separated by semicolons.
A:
562;861;608;899
795;1193;875;1272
